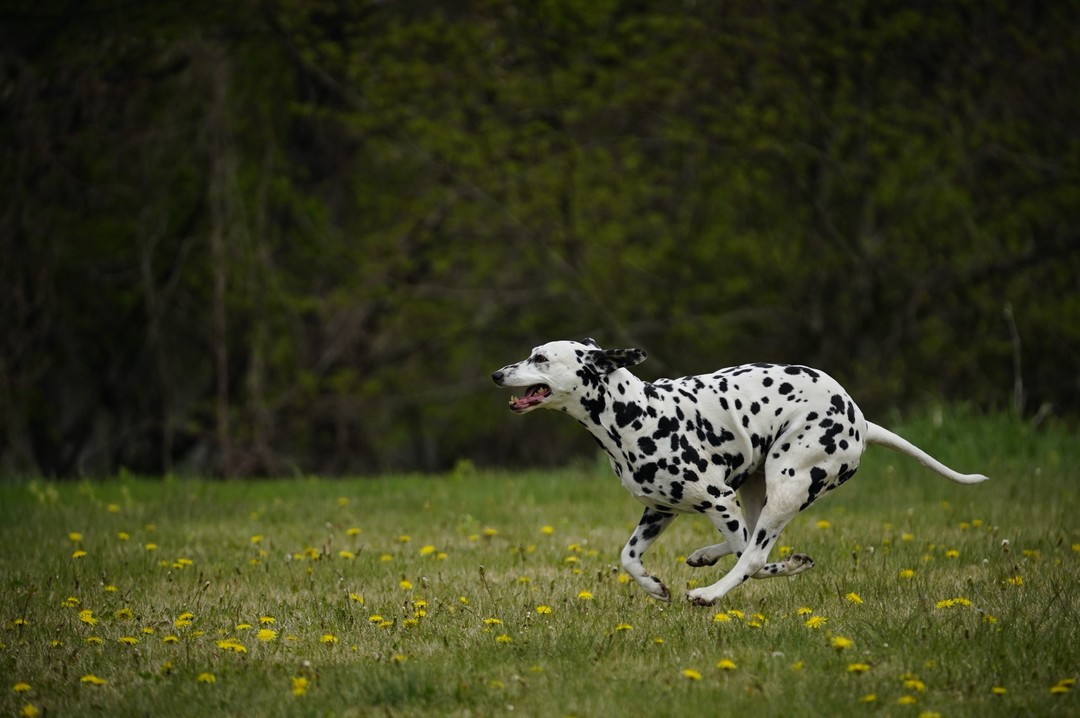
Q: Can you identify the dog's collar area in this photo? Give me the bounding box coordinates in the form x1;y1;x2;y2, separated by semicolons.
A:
508;384;551;412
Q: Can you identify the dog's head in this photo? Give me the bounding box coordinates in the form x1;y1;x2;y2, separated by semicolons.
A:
491;338;647;414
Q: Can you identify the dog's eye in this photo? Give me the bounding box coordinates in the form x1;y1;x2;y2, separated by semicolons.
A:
533;354;548;364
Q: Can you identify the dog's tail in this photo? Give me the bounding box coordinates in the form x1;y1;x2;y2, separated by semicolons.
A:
865;422;989;484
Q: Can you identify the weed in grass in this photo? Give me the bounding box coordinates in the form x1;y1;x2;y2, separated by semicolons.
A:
1;413;1078;716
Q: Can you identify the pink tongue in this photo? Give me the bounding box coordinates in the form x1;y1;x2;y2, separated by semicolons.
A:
510;385;548;410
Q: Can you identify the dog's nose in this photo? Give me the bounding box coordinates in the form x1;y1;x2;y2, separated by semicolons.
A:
491;370;505;385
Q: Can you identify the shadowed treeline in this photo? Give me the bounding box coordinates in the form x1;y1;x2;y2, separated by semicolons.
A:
2;1;1077;477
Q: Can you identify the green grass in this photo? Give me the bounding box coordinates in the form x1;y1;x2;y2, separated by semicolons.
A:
1;410;1078;717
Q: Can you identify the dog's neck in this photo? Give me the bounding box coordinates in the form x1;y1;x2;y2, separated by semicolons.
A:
562;368;650;464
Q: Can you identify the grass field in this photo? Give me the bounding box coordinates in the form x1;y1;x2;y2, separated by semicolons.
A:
1;411;1077;717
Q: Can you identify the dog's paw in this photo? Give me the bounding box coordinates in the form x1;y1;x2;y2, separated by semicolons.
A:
685;588;716;607
645;577;671;602
783;553;815;575
686;547;722;568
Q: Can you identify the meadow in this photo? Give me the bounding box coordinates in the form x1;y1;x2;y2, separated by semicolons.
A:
1;411;1077;717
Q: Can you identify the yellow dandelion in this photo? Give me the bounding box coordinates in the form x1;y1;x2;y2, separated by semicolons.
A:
495;634;513;644
848;663;871;674
791;661;805;671
72;550;87;559
712;612;732;623
114;607;134;620
257;629;277;642
716;659;737;671
898;568;916;579
144;543;158;551
419;545;437;557
1051;678;1074;694
78;609;97;626
118;636;138;645
577;590;594;600
901;532;914;542
816;519;832;529
615;623;633;632
368;615;384;623
796;606;814;616
541;525;555;535
898;695;918;705
484;617;503;625
163;635;179;644
291;676;309;696
196;673;215;684
320;634;338;643
80;674;107;686
379;554;393;562
727;609;744;619
337;496;349;506
399;579;413;591
13;682;31;693
259;615;275;625
216;639;247;653
85;636;104;645
141;627;155;634
103;584;118;593
338;550;355;560
1007;575;1024;586
681;668;703;681
482;527;498;538
991;686;1007;695
349;593;364;604
804;615;827;629
844;592;863;605
935;599;956;609
20;704;40;718
117;531;129;541
859;694;877;703
69;532;83;542
903;678;927;692
535;605;552;615
63;596;80;607
347;527;361;536
831;636;854;650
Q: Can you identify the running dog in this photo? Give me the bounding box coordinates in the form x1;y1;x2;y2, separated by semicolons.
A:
492;338;988;606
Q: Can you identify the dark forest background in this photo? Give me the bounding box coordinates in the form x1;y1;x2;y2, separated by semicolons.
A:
2;0;1078;478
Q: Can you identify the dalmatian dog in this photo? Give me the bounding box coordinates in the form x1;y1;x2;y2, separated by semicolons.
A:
491;338;988;606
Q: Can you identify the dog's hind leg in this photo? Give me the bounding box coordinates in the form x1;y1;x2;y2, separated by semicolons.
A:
686;460;817;605
688;471;814;578
621;507;677;602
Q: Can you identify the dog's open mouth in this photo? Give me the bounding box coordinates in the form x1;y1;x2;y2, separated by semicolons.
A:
508;384;551;412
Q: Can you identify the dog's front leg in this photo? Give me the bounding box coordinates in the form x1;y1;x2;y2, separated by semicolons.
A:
620;507;677;602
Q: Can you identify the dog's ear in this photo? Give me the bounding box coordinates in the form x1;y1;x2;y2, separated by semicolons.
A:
580;337;600;348
587;348;647;374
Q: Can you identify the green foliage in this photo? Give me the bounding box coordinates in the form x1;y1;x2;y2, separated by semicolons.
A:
1;1;1077;476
